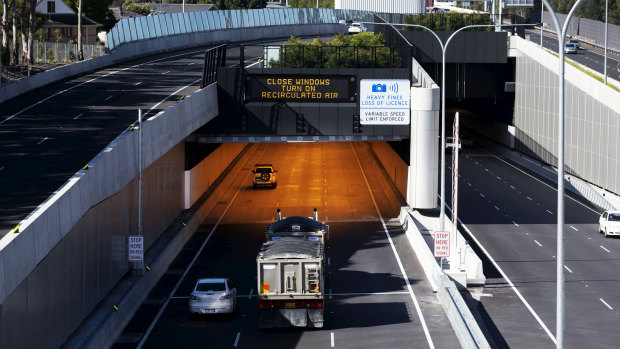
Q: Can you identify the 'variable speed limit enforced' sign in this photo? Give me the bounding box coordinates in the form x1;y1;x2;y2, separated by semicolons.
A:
128;235;144;261
433;231;450;257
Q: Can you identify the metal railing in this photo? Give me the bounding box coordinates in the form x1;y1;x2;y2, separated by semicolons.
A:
201;44;227;88
106;8;373;51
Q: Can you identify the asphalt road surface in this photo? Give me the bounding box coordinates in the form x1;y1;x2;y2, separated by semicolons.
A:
112;142;460;349
447;146;618;348
0;37;321;237
525;28;620;82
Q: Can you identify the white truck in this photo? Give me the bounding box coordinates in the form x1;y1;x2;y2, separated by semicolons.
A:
256;209;328;328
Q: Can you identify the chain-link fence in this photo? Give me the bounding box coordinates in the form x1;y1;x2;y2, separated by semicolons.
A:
31;41;106;63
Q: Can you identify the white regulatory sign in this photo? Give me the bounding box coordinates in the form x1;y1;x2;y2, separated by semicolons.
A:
128;235;144;261
359;79;410;125
433;231;450;257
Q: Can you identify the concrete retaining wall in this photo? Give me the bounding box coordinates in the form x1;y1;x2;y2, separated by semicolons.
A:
399;207;490;349
0;24;346;104
184;143;247;209
510;35;620;195
0;84;219;349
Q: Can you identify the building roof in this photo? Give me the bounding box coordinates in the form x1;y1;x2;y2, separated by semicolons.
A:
42;13;99;27
146;3;218;15
110;7;144;21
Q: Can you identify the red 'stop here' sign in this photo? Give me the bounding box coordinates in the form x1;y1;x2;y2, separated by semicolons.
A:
433;231;450;258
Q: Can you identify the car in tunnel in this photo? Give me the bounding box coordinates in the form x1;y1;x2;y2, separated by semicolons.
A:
253;164;278;188
189;278;237;316
599;210;620;238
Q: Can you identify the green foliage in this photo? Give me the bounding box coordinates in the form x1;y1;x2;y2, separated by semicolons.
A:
288;0;334;8
546;48;620;92
403;13;493;31
65;0;116;28
547;0;620;25
268;32;401;69
125;3;151;15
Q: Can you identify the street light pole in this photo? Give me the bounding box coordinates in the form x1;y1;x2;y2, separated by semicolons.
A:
540;0;544;48
604;0;608;84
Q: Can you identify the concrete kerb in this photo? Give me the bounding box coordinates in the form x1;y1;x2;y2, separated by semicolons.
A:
399;207;490;349
62;143;253;349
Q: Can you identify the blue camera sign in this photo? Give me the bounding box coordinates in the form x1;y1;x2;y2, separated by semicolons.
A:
360;79;410;125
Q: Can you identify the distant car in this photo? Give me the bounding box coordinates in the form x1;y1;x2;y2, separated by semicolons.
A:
253;164;278;188
189;278;237;316
348;22;367;34
567;38;580;49
564;42;578;54
599;210;620;238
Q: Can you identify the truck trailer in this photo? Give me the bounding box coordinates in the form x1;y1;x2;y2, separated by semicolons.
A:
257;238;325;328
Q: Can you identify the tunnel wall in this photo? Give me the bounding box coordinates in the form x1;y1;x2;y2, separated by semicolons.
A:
184;143;248;209
370;142;408;199
0;84;219;349
510;36;620;195
0;144;184;349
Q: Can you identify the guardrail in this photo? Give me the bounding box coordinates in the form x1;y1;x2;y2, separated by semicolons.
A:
107;8;373;51
201;44;227;88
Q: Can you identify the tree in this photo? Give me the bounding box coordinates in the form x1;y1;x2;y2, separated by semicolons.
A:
1;0;8;66
77;0;83;60
26;0;36;64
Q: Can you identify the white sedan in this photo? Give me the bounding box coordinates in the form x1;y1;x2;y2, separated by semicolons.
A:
189;278;237;316
599;211;620;238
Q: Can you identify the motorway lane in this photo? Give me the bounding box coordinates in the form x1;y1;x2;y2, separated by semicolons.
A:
524;28;620;82
112;142;459;349
448;148;620;348
0;39;304;236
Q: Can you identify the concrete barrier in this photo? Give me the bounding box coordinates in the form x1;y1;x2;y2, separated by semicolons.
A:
0;24;346;104
399;207;490;349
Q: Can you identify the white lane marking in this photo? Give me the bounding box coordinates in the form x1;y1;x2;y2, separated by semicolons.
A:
534;240;542;247
136;169;249;349
234;332;241;347
0;166;4;172
352;143;434;349
546;210;553;215
494;206;500;211
327;291;409;296
600;298;613;310
512;221;519;227
444;204;557;345
245;56;264;68
331;332;335;347
480;193;485;198
570;226;578;231
248;289;253;299
329;289;333;299
142;78;201;118
188;62;195;65
467;182;472;187
497;176;501;179
601;246;610;253
73;113;83;120
1;48;206;124
135;81;142;86
526;196;533;200
491;155;601;214
104;95;113;101
564;265;573;273
328;257;331;265
162;70;170;74
510;185;515;189
37;137;48;145
485;168;489;172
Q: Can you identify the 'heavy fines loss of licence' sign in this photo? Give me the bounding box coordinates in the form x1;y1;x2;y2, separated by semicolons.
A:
359;79;410;125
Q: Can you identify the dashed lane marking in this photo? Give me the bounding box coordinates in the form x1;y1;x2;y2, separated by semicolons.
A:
546;210;553;215
600;298;613;310
73;113;83;120
234;332;241;347
37;137;48;145
104;95;113;101
601;246;611;253
564;265;573;273
570;226;578;231
534;240;542;247
513;221;519;227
